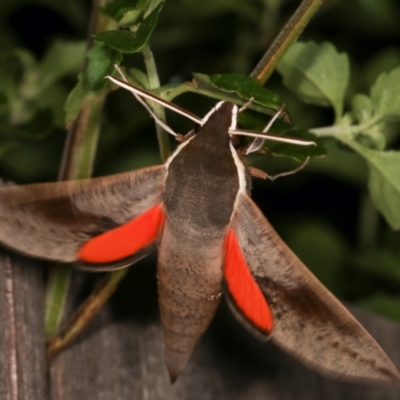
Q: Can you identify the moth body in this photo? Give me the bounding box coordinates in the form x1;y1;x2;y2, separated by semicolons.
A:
159;101;246;380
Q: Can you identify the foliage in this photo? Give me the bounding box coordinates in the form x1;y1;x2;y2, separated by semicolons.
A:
0;0;400;324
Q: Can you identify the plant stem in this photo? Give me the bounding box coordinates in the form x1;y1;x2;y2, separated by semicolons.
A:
251;0;323;84
47;269;128;360
46;44;171;356
45;266;72;337
142;45;171;162
45;0;111;337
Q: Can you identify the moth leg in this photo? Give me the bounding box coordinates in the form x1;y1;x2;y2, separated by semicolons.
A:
245;104;286;154
238;96;255;113
248;166;268;180
266;156;310;181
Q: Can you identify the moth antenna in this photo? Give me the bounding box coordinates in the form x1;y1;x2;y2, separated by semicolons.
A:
229;128;316;146
267;156;310;181
113;65;179;137
238;97;255;113
246;104;286;155
106;75;202;125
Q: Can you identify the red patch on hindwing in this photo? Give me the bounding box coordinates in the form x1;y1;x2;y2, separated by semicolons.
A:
224;229;273;333
78;204;165;264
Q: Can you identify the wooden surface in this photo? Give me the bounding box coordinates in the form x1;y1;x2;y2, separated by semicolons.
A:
1;252;400;399
0;251;47;400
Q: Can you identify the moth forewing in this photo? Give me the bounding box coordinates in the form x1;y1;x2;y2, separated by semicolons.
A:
229;193;400;383
0;166;166;266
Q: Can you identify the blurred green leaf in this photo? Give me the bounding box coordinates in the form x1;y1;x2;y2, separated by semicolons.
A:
364;47;400;88
86;44;122;90
12;48;36;69
101;0;145;22
283;219;349;296
0;41;86;128
351;249;400;282
343;139;400;230
0;92;7;105
0;142;18;160
368;154;400;230
307;140;368;185
119;0;158;26
358;293;400;322
94;3;163;53
277;41;350;120
17;109;53;139
120;0;162;26
351;94;373;124
38;40;86;89
370;66;400;122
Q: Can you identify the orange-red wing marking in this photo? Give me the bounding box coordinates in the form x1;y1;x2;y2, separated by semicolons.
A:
224;228;273;333
79;204;165;264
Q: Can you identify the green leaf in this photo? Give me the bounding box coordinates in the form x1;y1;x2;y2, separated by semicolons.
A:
193;72;281;111
94;3;163;53
342;139;400;230
370;66;400;122
351;250;400;283
86;44;122;90
277;41;350;120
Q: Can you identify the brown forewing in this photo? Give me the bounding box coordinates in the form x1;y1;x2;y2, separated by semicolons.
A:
230;193;400;383
0;165;165;263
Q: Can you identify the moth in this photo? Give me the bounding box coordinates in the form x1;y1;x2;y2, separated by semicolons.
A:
0;73;398;384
